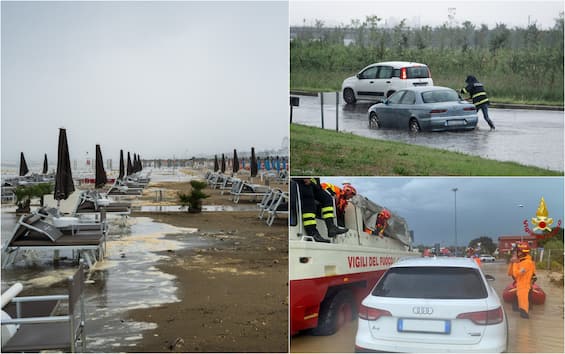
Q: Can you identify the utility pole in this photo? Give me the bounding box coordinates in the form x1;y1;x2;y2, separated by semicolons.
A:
452;188;458;254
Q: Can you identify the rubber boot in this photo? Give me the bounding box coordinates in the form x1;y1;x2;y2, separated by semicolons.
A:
325;218;348;237
305;225;330;243
512;298;519;312
519;309;529;319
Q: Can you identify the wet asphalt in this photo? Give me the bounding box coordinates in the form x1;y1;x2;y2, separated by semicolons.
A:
291;95;564;172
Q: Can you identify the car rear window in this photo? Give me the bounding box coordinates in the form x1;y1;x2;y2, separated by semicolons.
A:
421;89;459;103
371;266;488;299
406;66;430;78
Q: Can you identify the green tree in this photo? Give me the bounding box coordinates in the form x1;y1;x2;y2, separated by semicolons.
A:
468;236;496;254
178;180;209;213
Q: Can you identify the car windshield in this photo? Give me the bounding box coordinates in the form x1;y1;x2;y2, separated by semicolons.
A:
372;266;488;299
421;89;459;103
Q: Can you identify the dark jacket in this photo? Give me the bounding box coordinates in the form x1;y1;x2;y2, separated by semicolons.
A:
461;75;489;107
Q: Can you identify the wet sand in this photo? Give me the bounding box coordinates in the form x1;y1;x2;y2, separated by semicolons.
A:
114;179;289;352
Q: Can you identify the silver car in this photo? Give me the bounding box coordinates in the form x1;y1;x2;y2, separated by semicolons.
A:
355;257;508;353
368;86;478;132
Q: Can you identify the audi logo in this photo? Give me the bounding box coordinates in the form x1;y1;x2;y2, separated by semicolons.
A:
412;306;433;315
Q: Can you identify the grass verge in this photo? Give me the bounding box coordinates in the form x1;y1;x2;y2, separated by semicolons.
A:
290;124;563;176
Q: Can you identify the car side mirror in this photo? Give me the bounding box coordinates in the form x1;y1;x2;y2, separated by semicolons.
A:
485;274;495;281
356;73;361;79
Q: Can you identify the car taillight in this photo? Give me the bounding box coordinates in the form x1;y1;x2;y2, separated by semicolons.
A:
359;304;392;321
400;67;407;80
456;307;503;325
464;107;476;111
430;109;447;114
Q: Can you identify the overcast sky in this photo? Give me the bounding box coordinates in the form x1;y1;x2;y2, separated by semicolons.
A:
1;1;288;165
323;177;564;247
291;0;564;29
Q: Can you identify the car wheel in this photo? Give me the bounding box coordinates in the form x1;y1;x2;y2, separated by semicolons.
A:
409;119;421;132
369;112;381;129
343;88;356;104
312;290;355;336
386;90;395;98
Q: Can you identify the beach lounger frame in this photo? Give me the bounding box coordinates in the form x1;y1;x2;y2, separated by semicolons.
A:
73;190;131;216
1;265;87;352
2;215;106;269
266;190;289;226
229;179;269;204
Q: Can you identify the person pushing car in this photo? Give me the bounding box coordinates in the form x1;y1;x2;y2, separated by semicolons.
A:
460;75;496;130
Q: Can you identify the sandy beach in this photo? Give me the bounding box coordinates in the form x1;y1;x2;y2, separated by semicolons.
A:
115;175;289;352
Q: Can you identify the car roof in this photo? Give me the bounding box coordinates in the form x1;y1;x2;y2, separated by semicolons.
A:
367;61;428;68
393;256;480;269
398;85;454;93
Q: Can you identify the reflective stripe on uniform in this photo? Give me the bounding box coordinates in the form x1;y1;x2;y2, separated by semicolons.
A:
322;212;334;219
472;91;487;99
321;206;333;213
303;219;317;226
474;98;489;106
303;213;316;219
461;88;468;94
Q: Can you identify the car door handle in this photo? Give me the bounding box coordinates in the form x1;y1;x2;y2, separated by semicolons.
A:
369;81;374;83
386;81;391;83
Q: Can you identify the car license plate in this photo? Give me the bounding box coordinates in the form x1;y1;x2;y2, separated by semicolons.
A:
397;319;451;334
446;120;466;126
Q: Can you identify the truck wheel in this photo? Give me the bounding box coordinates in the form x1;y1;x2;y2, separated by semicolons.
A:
312;290;355;336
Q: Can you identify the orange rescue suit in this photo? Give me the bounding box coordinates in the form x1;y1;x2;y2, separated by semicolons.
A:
511;255;535;313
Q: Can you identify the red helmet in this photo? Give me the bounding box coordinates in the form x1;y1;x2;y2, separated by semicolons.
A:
516;242;531;254
342;184;357;198
380;209;391;219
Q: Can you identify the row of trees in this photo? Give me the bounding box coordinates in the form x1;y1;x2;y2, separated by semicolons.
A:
292;13;564;52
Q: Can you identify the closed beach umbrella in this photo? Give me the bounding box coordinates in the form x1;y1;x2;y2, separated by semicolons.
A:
118;150;125;180
19;152;29;176
265;157;271;171
54;128;75;201
214;155;219;172
275;156;280;172
233;149;239;173
137;154;143;172
250;147;258;177
221;153;226;173
95;144;107;189
42;154;48;174
127;152;133;176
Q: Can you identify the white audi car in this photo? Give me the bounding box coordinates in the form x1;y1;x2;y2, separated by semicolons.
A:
355;257;508;353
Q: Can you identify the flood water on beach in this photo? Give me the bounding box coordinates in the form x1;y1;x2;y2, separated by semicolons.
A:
1;208;208;352
291;261;564;353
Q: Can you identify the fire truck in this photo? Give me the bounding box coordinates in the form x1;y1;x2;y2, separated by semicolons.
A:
290;184;419;335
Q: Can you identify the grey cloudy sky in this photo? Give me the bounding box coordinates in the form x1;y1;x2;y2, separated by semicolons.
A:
1;1;288;165
291;0;564;29
324;177;564;247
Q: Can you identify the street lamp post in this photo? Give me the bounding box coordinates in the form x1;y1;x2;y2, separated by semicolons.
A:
452;188;458;255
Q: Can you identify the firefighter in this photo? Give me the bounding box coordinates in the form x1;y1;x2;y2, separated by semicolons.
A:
460;75;495;130
365;209;391;236
294;178;348;243
321;182;357;226
510;242;535;319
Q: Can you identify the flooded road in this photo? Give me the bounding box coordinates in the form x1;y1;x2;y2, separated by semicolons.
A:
1;208;207;352
291;94;564;171
291;261;564;353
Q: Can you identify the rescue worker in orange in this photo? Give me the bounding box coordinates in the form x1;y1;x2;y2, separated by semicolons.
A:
321;182;357;226
509;242;535;319
365;209;391;237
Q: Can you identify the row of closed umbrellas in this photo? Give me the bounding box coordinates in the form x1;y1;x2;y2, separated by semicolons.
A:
213;147;288;177
18;128;143;201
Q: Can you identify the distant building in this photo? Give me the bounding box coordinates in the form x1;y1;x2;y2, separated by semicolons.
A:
498;235;538;253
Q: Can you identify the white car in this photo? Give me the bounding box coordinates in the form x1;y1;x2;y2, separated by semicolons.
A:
342;61;433;104
355;257;508;353
480;254;496;262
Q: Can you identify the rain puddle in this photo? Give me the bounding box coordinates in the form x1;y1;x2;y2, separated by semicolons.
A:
136;204;259;212
1;210;207;352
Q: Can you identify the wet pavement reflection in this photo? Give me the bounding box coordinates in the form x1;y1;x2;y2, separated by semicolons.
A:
1;209;208;352
290;261;564;353
292;95;564;171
